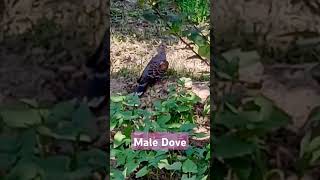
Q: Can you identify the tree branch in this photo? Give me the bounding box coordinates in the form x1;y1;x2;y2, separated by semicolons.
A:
152;7;210;66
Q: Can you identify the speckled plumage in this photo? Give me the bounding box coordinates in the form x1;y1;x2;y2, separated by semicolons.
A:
135;44;169;96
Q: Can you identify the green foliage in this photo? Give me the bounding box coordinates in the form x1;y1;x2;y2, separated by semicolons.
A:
110;83;209;179
0;100;106;179
139;0;210;62
175;0;209;24
295;106;320;176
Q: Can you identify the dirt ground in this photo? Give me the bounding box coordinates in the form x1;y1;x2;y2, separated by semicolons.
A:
0;34;95;106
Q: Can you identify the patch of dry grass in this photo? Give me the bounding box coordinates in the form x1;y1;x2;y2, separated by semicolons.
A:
111;36;210;80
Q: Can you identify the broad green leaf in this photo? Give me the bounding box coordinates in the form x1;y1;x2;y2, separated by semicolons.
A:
215;135;257;158
111;96;125;103
47;101;75;125
181;174;197;180
311;149;320;164
307;136;320;152
35;155;70;173
125;161;139;174
308;106;320;122
0;136;19;152
65;168;92;180
215;111;248;129
123;95;140;107
19;98;38;108
158;159;169;169
135;166;149;178
72;103;94;129
111;168;125;180
188;32;206;47
1;109;41;128
19;129;37;157
0;153;16;171
300;131;312;157
77;148;106;169
114;131;126;148
201;175;208;180
198;44;210;59
52;121;91;142
177;106;190;112
182;159;198;173
6;160;44;180
180;123;196;132
165;161;182;171
157;114;171;125
115;151;126;166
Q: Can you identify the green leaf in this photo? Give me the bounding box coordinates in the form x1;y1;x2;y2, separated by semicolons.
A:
0;153;16;171
125;161;139;174
198;44;210;59
1;108;41;128
77;148;106;169
142;10;158;22
166;161;182;171
308;106;320;122
215;135;257;158
182;159;198;173
19;98;38;108
307;136;320;152
135;166;149;178
72;103;94;128
65;167;92;180
300;131;312;157
177;106;190;112
254;96;273;122
311;149;320;164
47;101;75;125
157;114;171;125
114;131;126;148
180;123;196;132
157;159;169;169
123;95;140;107
111;168;125;180
19;129;37;157
111;96;126;103
0;136;19;152
36;155;70;173
181;174;197;180
6;159;44;180
188;31;206;46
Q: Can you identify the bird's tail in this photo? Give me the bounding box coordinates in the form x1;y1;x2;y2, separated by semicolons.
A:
134;82;148;97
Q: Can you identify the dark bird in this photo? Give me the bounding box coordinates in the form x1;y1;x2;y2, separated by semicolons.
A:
85;30;109;109
135;44;169;97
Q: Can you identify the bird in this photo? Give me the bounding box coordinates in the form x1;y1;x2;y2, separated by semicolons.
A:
85;30;109;109
134;43;169;97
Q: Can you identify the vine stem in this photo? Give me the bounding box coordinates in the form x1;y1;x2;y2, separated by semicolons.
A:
152;7;210;66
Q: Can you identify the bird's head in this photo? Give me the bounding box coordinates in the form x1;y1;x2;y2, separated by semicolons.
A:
157;43;166;53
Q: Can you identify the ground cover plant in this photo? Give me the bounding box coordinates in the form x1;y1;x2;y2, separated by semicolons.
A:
110;0;210;179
